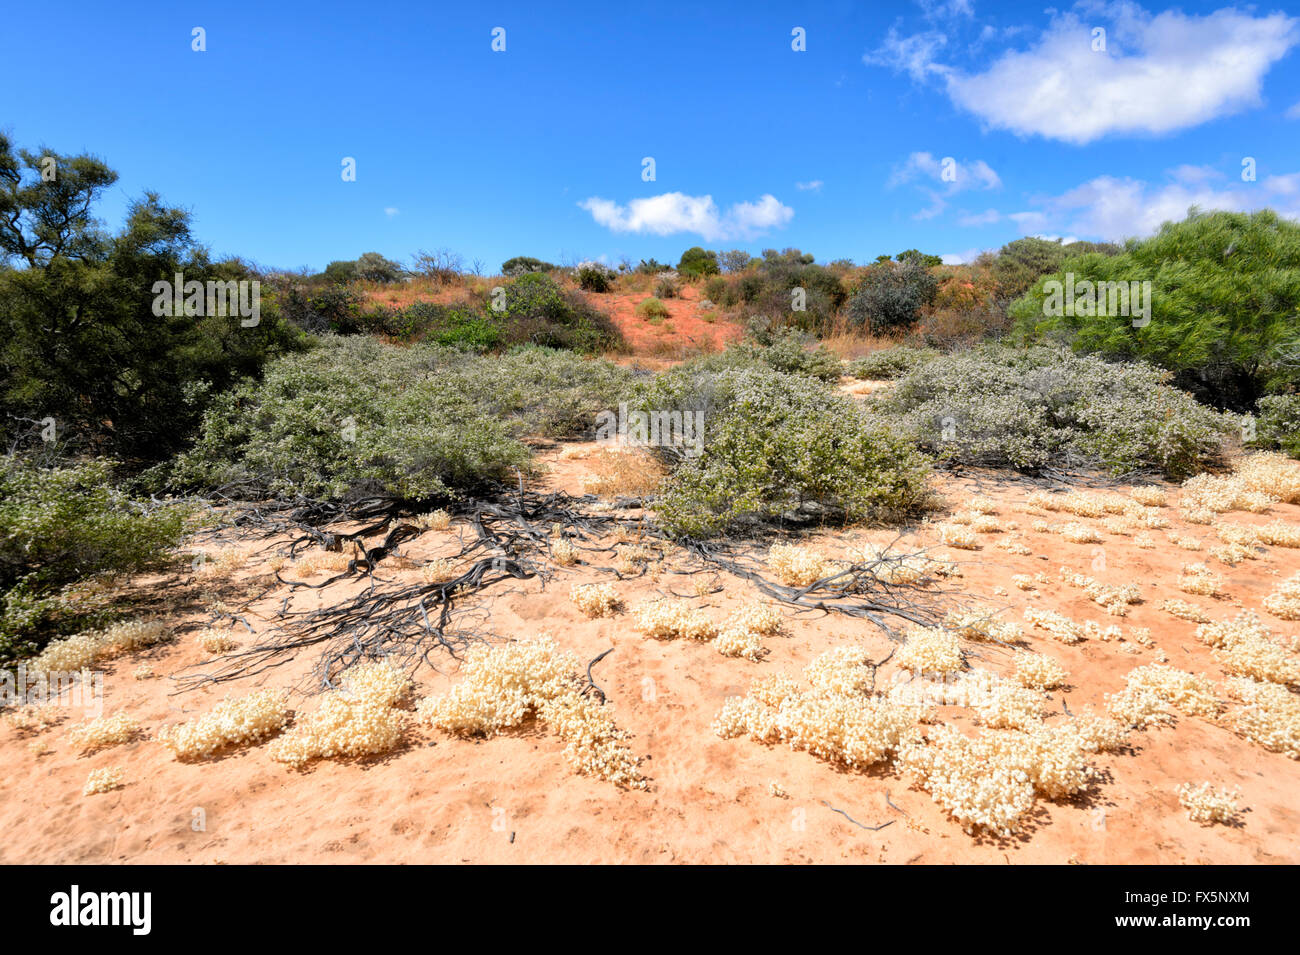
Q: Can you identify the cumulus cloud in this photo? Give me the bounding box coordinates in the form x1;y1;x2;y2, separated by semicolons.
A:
869;4;1299;144
578;192;793;241
1008;169;1300;241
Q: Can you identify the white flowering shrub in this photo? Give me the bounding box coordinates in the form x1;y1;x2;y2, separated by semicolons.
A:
715;648;917;771
159;688;292;760
417;637;643;787
895;627;964;675
1176;782;1242;825
1227;678;1300;759
570;582;621;618
1012;652;1068;691
632;598;719;641
1178;562;1224;597
83;767;124;795
66;713;140;753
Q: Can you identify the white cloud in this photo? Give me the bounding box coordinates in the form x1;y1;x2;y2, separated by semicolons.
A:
890;151;1000;220
890;151;1002;191
795;180;824;192
1008;170;1300;241
871;4;1299;144
919;0;974;21
1287;100;1300;120
863;28;951;82
957;208;1001;226
941;247;985;265
579;192;793;241
384;207;400;217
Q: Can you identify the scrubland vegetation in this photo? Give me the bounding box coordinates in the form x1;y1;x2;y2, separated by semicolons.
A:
3;134;1300;858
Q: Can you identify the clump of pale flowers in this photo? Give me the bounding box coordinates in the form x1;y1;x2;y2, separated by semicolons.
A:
417;636;644;788
159;688;292;761
1176;781;1242;826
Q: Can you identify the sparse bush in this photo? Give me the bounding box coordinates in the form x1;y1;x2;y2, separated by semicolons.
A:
653;275;679;298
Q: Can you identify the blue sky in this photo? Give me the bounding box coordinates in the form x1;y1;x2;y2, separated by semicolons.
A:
4;0;1299;271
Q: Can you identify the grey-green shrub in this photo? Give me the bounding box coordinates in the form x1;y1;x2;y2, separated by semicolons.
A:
170;338;636;501
1254;394;1300;457
874;345;1230;478
640;368;933;537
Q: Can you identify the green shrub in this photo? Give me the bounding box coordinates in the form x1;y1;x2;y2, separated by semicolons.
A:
990;237;1068;303
849;346;939;380
642;369;933;537
846;261;938;331
1012;209;1300;408
353;252;405;283
638;297;671;320
677;246;721;278
1254;394;1300;457
0;457;191;661
576;262;617;292
499;273;625;353
703;276;728;303
875;345;1231;478
397;302;502;348
501;256;556;276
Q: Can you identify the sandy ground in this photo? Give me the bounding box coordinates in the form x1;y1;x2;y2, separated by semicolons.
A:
3;444;1299;865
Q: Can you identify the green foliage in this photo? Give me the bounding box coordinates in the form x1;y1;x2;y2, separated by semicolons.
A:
635;258;673;274
638;297;670;320
846;260;938;331
1254;394;1300;457
875;345;1231;478
992;237;1068;303
170;339;637;501
500;273;625;353
576;261;616;292
895;249;943;268
849;346;939;380
641;368;933;537
1012;209;1300;408
270;281;365;334
719;250;754;273
501;256;555;276
677;246;720;277
0;135;307;460
0;457;191;660
353;252;404;283
322;259;359;284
